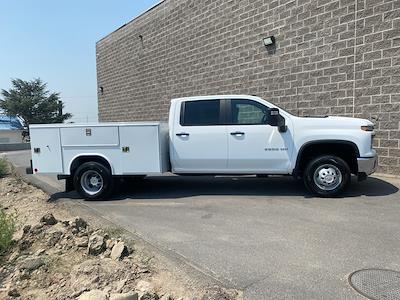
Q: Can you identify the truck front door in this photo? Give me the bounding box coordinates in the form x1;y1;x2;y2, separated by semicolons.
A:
171;99;228;173
226;99;293;174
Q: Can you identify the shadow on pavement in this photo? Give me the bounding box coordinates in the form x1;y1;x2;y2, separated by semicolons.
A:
49;175;399;202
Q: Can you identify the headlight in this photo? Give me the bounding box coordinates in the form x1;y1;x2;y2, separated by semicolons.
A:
361;125;374;132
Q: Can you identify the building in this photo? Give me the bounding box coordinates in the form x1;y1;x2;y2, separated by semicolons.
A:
96;0;400;175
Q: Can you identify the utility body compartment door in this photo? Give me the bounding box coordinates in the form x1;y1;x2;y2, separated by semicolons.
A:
30;127;63;174
119;125;165;174
60;126;119;147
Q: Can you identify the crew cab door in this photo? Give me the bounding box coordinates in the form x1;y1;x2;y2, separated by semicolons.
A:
171;99;228;173
226;99;293;174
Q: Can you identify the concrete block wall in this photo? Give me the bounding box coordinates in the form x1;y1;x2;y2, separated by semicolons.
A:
97;0;400;175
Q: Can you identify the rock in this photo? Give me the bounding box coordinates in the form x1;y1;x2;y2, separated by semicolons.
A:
40;213;58;225
110;292;139;300
31;224;44;234
115;279;127;293
104;249;111;258
35;249;46;256
71;217;88;233
19;257;44;273
135;281;151;293
140;292;159;300
47;231;63;247
61;220;70;227
87;233;106;256
201;288;237;300
75;236;89;247
8;251;19;262
18;239;33;251
71;287;89;298
22;225;31;235
160;295;173;300
78;290;108;300
106;239;116;250
110;242;129;261
8;288;20;297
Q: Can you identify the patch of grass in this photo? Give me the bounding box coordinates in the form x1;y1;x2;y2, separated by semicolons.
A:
0;157;8;177
0;207;16;256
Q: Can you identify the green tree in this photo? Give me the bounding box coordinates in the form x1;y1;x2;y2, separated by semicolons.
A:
0;78;72;125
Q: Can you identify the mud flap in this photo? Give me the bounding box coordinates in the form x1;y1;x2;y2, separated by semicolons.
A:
65;177;74;192
58;175;74;192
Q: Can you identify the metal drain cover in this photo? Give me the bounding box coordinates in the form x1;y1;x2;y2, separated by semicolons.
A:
349;269;400;300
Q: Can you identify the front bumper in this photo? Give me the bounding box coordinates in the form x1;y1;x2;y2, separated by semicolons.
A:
357;154;378;176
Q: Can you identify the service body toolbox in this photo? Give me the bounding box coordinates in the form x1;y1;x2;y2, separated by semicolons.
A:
29;122;169;175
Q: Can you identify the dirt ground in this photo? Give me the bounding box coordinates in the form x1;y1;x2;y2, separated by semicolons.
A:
0;174;241;300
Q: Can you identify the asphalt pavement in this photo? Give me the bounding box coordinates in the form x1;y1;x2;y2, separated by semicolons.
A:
3;150;400;299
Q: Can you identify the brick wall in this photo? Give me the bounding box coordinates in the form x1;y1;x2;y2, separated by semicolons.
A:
96;0;400;175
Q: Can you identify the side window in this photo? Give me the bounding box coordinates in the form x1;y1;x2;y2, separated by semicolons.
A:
181;100;221;126
230;100;268;125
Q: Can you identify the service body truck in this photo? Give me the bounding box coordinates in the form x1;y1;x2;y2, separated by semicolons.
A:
28;95;377;199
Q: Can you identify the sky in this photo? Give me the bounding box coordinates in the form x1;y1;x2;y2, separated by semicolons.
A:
0;0;160;123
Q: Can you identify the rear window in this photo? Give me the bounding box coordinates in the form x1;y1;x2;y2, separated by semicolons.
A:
180;100;221;126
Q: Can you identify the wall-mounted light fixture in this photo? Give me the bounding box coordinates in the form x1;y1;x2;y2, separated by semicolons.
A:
139;34;144;49
99;86;104;95
263;36;276;47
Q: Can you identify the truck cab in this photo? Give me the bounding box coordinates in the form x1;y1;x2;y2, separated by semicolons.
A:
169;96;294;175
28;95;377;199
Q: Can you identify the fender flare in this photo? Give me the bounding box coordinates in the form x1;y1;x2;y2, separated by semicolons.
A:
68;153;114;175
293;140;360;175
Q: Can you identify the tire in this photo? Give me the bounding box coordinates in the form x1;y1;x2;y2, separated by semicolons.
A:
73;162;114;200
303;155;350;197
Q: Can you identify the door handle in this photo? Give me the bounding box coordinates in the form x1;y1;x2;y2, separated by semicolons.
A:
230;131;245;136
176;132;190;137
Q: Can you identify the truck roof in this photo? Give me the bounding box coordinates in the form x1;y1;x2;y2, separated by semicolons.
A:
171;95;264;103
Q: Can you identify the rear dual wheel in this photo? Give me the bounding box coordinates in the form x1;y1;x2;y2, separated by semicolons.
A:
303;155;350;197
73;162;114;200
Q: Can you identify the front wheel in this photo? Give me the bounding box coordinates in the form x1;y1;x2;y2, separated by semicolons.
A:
303;155;350;197
73;162;114;200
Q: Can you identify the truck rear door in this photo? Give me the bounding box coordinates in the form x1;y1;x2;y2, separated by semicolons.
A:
30;127;63;174
170;99;228;173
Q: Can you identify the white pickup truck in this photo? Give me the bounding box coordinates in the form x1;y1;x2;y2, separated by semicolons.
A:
28;95;377;199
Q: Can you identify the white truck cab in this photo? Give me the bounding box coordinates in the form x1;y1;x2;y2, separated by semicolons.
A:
28;95;377;199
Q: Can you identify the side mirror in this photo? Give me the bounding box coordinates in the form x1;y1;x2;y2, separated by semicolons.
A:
268;108;287;133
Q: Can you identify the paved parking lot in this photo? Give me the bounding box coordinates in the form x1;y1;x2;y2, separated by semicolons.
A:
4;150;400;299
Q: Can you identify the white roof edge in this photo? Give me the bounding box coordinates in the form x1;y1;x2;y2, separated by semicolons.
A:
29;122;166;129
171;95;263;102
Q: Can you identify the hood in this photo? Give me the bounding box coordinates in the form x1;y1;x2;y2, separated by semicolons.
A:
292;115;374;130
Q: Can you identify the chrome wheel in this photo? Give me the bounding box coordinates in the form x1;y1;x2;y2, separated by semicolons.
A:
313;164;342;191
80;170;104;196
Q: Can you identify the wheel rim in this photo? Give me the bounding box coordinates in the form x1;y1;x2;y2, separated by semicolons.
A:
313;164;343;191
80;170;104;196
